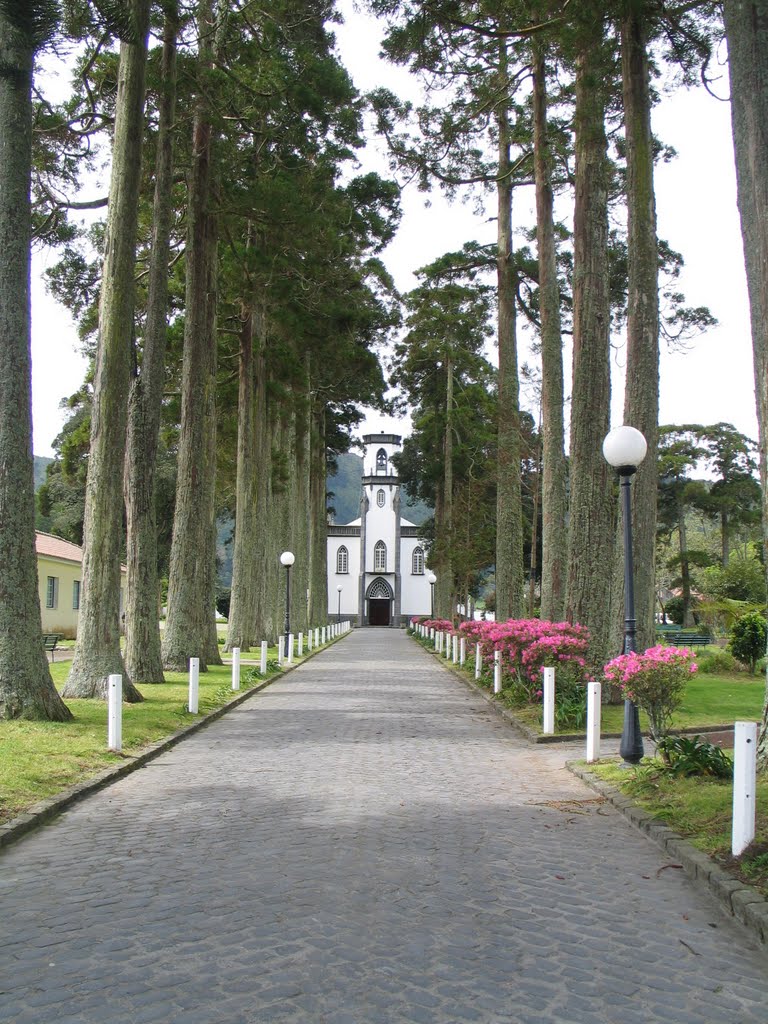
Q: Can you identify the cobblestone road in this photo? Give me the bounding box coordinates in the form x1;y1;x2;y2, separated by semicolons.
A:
2;629;767;1024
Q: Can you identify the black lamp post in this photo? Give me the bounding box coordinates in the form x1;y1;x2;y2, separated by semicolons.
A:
603;425;648;766
427;572;436;618
337;584;342;623
280;550;295;660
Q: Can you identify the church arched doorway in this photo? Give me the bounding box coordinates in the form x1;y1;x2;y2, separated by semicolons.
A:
366;577;394;626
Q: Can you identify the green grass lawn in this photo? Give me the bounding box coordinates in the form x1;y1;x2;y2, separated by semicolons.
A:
488;670;764;736
585;759;768;898
1;650;284;826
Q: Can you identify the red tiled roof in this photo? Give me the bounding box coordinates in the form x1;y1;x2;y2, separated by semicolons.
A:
35;531;83;564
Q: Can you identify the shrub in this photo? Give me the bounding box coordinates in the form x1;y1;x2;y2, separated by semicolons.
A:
459;618;590;698
696;648;739;674
662;596;685;625
728;611;767;675
655;734;733;778
604;645;697;743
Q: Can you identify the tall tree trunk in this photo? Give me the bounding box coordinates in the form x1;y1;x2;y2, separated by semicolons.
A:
0;10;72;721
532;40;567;623
722;0;768;767
162;0;219;671
308;402;328;628
610;7;660;657
677;504;695;628
495;42;525;621
722;511;730;567
124;3;178;683
565;36;614;668
226;305;260;651
438;357;455;619
64;3;150;701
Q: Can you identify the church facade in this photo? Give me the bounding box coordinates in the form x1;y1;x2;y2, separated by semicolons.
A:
327;433;432;627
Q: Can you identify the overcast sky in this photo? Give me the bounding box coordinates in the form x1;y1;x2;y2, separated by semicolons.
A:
30;5;756;458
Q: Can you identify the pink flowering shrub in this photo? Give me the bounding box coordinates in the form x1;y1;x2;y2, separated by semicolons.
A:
459;618;591;698
603;645;697;742
419;618;455;633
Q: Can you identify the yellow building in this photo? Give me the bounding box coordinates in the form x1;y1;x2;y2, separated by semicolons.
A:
36;532;126;638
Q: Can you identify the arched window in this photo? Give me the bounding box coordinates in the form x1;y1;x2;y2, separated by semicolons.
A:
376;448;388;473
374;540;387;572
377;489;386;508
337;546;348;574
412;547;424;575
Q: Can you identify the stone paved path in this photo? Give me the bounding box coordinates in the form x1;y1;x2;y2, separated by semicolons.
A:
2;629;766;1024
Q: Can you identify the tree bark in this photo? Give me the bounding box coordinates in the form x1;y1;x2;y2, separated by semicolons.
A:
308;402;329;628
0;10;72;721
64;2;151;701
162;0;220;672
722;0;768;766
677;502;695;628
532;41;567;623
439;356;455;620
494;42;525;621
226;304;260;651
565;36;614;668
124;3;178;683
611;7;660;657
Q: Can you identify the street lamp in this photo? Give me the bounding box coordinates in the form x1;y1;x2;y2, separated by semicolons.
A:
603;425;648;766
280;550;295;659
336;584;343;623
427;572;437;618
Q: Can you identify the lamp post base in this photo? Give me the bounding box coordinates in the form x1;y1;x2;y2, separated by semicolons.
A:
619;699;644;766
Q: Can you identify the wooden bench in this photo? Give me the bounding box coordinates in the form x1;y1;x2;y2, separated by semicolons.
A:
42;633;62;661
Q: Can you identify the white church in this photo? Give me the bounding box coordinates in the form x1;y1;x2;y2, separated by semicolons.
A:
326;433;432;627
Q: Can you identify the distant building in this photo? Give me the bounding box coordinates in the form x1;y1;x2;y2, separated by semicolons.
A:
36;532;126;637
327;434;432;627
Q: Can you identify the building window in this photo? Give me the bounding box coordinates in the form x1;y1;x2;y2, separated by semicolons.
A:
72;580;81;610
374;541;387;572
46;576;59;610
412;547;424;575
337;546;349;574
376;448;388;473
377;489;386;508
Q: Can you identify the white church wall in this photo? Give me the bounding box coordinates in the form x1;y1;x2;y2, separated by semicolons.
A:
327;536;360;617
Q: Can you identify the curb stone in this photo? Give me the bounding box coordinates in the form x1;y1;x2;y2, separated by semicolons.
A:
568;760;768;950
0;633;347;852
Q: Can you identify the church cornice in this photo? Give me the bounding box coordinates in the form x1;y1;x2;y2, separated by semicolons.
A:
362;474;399;486
362;433;402;445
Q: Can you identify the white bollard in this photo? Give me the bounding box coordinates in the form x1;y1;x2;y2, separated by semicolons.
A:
277;636;284;665
460;637;466;665
430;628;435;643
232;647;241;690
308;628;313;651
732;721;758;856
260;640;268;674
586;681;601;763
445;634;452;659
298;632;304;657
475;642;482;680
287;633;294;664
108;674;122;751
452;635;458;664
542;667;555;735
493;650;501;694
189;657;199;714
315;627;320;648
322;626;326;645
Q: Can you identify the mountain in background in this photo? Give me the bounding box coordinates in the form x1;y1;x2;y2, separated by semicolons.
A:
328;452;432;526
34;456;52;490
